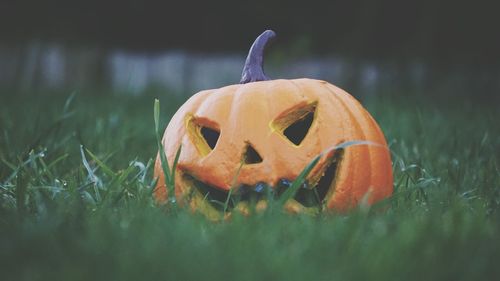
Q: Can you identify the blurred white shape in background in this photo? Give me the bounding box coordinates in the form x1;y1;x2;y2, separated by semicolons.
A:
0;42;442;97
109;52;149;95
40;44;66;88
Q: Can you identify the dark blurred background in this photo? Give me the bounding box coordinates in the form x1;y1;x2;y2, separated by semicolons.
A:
1;0;499;96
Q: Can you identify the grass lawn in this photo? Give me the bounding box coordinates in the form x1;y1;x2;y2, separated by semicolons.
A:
1;88;499;281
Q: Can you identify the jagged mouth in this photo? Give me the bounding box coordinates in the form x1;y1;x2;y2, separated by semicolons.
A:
183;149;343;212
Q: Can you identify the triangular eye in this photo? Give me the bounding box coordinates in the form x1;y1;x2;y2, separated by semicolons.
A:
272;102;317;146
283;110;315;145
187;116;220;156
243;143;263;164
201;127;220;150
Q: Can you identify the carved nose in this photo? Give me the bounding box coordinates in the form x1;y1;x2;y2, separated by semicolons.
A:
242;142;263;164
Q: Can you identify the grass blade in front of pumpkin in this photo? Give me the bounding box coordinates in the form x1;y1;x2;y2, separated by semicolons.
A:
277;155;321;208
154;99;171;185
327;140;382;152
154;99;182;205
224;160;245;215
170;144;182;202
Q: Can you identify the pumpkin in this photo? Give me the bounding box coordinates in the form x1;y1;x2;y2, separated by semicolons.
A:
154;30;393;219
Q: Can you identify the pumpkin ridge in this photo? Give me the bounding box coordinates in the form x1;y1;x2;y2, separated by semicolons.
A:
326;83;393;203
321;83;371;209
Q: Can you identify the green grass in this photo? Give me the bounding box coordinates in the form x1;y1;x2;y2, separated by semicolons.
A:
1;89;499;281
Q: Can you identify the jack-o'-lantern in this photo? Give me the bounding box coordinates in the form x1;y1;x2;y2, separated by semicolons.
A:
154;30;393;219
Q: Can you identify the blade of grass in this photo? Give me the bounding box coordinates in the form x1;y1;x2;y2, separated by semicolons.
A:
3;150;46;184
38;157;55;182
278;155;321;207
169;144;182;201
46;153;69;170
154;99;172;185
15;169;27;217
1;156;17;171
224;160;245;214
84;148;116;178
154;99;182;206
80;145;102;203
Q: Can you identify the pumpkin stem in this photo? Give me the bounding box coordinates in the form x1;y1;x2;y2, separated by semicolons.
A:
240;30;276;84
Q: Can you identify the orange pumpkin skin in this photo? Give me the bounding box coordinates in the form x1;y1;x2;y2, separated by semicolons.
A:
154;78;393;218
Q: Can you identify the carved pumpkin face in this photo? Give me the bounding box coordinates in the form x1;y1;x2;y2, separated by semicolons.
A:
154;31;393;219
